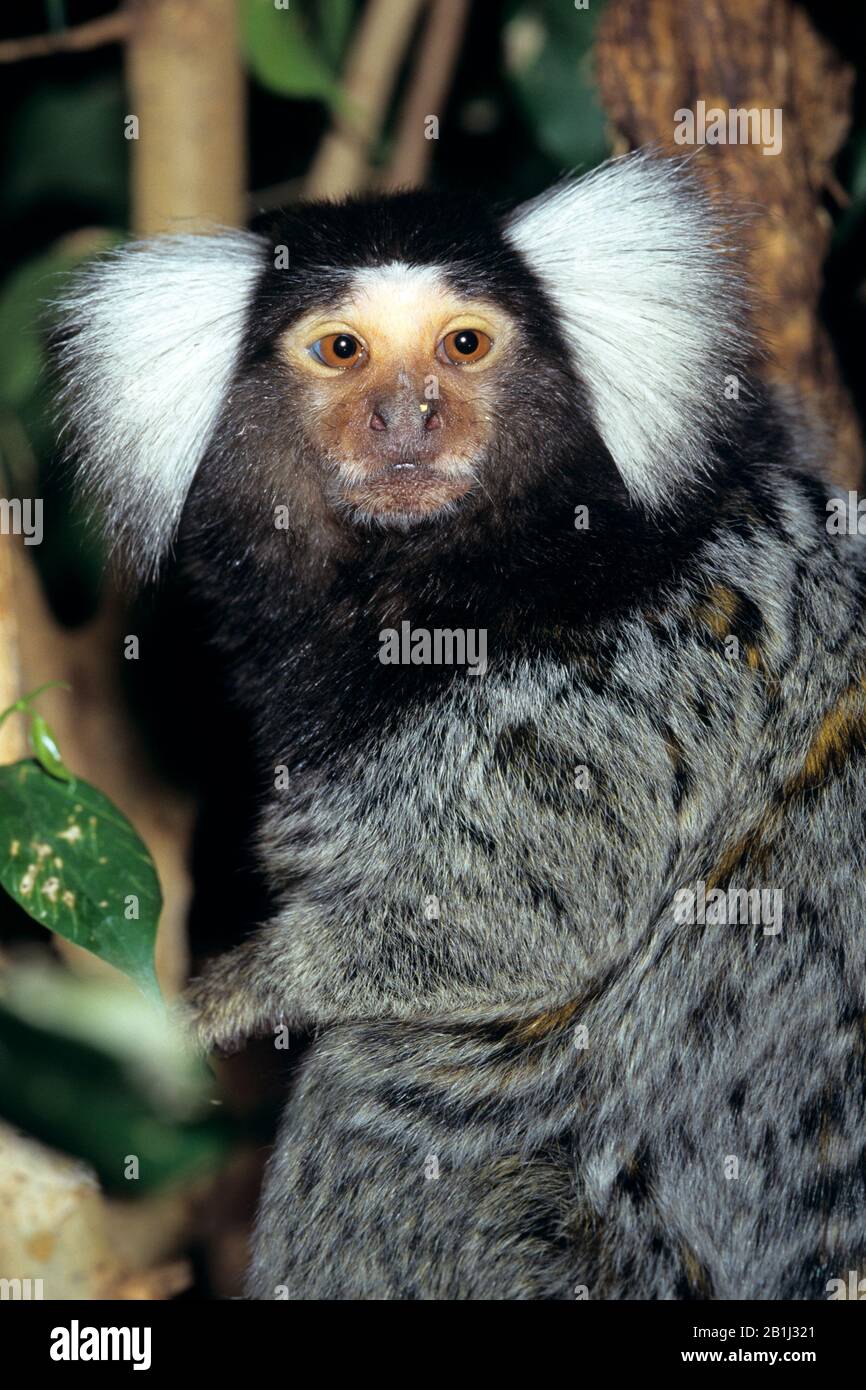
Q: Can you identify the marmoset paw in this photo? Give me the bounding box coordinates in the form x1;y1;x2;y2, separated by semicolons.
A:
179;966;262;1057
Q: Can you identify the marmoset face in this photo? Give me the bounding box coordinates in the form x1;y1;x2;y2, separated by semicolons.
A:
275;265;519;527
55;164;748;585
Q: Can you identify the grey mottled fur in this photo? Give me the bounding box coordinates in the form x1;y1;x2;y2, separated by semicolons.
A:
190;465;866;1299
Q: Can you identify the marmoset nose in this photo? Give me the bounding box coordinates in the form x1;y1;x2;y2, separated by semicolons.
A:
368;399;440;432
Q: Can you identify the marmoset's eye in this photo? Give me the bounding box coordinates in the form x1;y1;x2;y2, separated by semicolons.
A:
438;329;493;365
310;333;365;368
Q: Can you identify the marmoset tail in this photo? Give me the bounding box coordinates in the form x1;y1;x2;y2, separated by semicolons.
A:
54;152;866;1299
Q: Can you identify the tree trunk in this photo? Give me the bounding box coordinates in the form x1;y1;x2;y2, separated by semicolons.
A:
595;0;862;487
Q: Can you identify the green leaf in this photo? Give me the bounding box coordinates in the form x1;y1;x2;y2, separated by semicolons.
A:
503;0;610;172
0;965;235;1193
1;77;128;221
0;236;116;601
0;241;115;413
0;680;70;728
318;0;356;69
0;761;162;1000
0;256;58;410
28;715;73;783
241;0;340;101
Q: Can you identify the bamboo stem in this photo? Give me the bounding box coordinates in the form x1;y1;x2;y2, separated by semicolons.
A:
305;0;427;200
126;0;246;233
380;0;470;191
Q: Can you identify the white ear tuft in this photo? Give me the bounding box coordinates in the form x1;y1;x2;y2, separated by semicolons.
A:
52;231;266;580
504;152;750;509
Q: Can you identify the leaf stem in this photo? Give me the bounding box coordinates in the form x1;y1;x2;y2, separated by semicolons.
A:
0;681;71;729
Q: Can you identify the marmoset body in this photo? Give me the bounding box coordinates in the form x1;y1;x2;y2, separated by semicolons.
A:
56;154;866;1299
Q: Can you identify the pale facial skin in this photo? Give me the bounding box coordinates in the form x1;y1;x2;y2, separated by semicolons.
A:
277;264;518;525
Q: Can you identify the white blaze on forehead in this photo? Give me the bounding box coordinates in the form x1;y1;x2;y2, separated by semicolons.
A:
342;262;451;346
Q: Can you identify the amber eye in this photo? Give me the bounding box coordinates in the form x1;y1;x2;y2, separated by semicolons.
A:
438;329;493;365
310;333;365;368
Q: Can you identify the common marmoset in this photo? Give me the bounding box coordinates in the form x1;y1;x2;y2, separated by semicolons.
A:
55;153;866;1299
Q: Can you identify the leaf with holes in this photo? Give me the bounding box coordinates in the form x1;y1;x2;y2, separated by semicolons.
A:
0;761;161;1000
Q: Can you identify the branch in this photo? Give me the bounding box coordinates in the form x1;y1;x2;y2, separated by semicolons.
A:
0;12;129;64
305;0;427;200
380;0;470;191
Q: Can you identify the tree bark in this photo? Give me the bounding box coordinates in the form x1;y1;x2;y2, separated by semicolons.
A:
305;0;427;199
595;0;862;487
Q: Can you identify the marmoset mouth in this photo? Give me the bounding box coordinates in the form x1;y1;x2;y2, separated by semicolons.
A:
340;459;475;520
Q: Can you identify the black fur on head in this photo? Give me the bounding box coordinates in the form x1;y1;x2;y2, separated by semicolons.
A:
52;153;769;703
184;187;628;604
